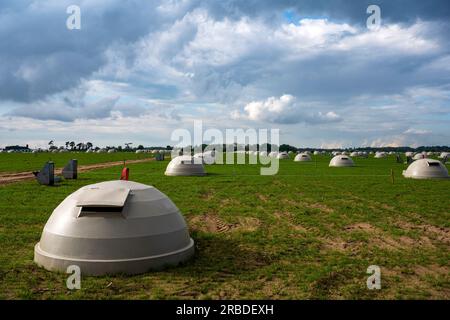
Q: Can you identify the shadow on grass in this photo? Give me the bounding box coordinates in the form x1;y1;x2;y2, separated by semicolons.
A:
163;235;276;279
204;172;221;176
85;236;276;282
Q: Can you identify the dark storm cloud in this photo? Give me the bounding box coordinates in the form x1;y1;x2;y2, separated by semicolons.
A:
0;0;168;102
1;0;449;104
9;96;119;122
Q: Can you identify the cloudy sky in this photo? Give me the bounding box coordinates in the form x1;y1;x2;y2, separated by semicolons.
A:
1;0;449;149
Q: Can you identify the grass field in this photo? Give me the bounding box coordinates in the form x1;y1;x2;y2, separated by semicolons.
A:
0;154;449;299
0;152;153;173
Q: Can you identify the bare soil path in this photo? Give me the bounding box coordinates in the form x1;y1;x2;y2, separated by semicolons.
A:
0;158;154;185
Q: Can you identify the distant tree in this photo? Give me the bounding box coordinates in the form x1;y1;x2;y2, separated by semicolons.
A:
86;142;93;150
76;143;83;150
48;140;54;148
137;145;144;150
65;141;70;149
125;142;133;150
279;144;297;152
117;146;123;151
166;145;173;150
69;141;75;150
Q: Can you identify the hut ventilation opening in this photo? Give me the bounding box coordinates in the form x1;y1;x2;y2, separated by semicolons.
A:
427;161;440;167
76;187;130;217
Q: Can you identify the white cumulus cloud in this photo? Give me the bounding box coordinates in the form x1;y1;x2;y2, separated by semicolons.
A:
232;94;342;125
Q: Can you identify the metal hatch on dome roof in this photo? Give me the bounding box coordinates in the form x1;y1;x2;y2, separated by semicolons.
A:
76;187;131;207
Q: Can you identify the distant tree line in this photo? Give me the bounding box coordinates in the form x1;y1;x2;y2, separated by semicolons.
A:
3;141;448;153
45;140;172;152
181;143;449;153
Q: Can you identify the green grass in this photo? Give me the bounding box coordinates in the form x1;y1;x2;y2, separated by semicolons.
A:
0;152;153;173
0;155;449;299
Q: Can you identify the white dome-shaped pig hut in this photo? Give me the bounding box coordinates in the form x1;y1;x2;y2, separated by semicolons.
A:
277;152;289;159
165;155;206;176
193;151;216;164
294;153;312;162
34;180;195;275
413;153;426;160
402;159;449;179
329;155;355;167
439;152;449;159
374;152;387;158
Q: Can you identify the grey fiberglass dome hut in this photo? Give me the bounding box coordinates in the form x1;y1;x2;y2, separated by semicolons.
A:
413;153;426;160
294;153;311;162
277;152;289;159
165;155;206;176
374;152;387;158
402;159;449;179
34;180;194;275
193;151;216;164
329;155;355;167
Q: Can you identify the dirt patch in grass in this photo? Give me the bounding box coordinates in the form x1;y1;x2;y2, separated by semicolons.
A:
343;193;397;212
320;237;361;253
188;214;260;233
257;194;268;202
395;221;450;245
372;236;418;251
259;275;301;299
219;198;240;207
274;211;308;232
305;202;334;213
236;217;261;232
382;265;450;299
282;198;334;214
319;222;436;253
189;215;235;233
344;223;377;232
362;223;433;250
380;203;395;210
413;264;449;277
199;190;214;200
260;277;285;298
212;281;243;299
344;222;435;251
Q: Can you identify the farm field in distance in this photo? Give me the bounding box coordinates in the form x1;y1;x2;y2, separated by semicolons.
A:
0;154;448;299
0;152;153;173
